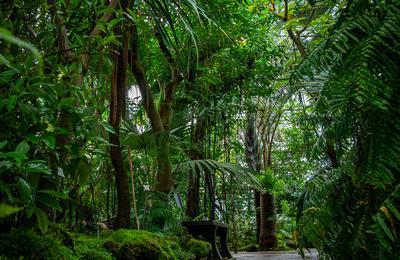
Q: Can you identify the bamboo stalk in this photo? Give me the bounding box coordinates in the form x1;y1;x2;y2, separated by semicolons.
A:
128;148;140;229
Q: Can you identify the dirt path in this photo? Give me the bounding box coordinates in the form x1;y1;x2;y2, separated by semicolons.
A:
232;249;318;260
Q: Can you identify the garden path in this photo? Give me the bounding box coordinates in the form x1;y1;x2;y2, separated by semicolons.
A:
232;249;318;260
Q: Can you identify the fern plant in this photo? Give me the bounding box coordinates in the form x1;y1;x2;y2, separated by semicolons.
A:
295;0;400;258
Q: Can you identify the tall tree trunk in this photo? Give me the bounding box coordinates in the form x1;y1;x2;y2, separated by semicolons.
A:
186;115;206;219
254;190;261;243
186;165;200;219
109;24;130;228
258;117;279;250
130;24;175;193
259;192;277;249
245;112;262;245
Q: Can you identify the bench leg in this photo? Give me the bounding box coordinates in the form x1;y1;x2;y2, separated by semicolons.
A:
203;226;223;260
219;229;233;258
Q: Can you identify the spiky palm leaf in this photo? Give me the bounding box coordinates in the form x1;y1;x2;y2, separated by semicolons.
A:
176;159;263;191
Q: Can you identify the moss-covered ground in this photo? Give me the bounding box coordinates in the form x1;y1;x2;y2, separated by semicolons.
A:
0;227;210;260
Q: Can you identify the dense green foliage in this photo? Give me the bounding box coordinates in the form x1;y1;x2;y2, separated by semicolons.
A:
0;0;399;259
295;0;400;258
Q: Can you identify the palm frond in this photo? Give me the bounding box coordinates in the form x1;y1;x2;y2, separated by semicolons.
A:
176;159;264;191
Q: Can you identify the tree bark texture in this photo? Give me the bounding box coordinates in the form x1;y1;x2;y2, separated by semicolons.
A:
259;192;277;249
245;113;262;244
186;115;206;219
108;24;131;228
130;24;174;193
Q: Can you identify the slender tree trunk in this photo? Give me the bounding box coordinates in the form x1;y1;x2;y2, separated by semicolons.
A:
130;24;175;193
108;24;131;228
186;115;206;219
186;166;201;219
155;133;172;192
128;149;140;229
245;112;262;245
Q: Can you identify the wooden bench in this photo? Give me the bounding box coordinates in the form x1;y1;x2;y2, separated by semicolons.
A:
182;220;233;259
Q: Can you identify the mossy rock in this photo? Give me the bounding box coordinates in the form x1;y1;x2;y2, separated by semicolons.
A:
73;234;112;260
102;229;179;260
0;228;75;259
0;228;210;260
179;235;211;259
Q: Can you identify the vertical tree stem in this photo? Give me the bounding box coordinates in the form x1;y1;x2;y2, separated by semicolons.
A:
128;148;140;230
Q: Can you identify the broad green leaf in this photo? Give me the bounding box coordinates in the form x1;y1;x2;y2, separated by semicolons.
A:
17;178;33;205
78;161;91;186
34;208;48;234
59;97;76;108
0;69;18;82
121;131;154;149
36;194;61;211
0;160;12;171
0;27;40;57
5;151;28;160
0;141;7;149
7;95;17;111
26;162;51;175
24;134;39;144
108;18;120;29
37;189;68;199
101;122;116;134
15;141;30;155
42;134;56;149
0;203;21;218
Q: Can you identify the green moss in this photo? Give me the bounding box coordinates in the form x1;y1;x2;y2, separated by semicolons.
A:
73;234;112;260
103;229;179;260
0;228;210;260
0;228;75;259
179;235;211;259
